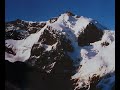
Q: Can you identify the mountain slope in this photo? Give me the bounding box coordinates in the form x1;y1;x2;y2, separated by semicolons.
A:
5;12;115;90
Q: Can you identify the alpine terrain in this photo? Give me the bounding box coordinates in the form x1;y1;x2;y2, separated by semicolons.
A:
5;11;115;90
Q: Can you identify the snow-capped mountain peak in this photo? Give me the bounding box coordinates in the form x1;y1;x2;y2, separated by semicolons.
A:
5;12;115;90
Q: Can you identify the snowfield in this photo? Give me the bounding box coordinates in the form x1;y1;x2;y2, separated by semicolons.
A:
72;30;115;90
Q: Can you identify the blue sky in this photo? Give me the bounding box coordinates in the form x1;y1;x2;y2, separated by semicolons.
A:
5;0;115;30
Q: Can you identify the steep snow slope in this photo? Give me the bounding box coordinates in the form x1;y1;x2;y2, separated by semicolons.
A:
72;30;115;90
5;12;115;90
5;25;47;62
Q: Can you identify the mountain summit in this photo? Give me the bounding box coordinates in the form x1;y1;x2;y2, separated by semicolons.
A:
5;12;115;90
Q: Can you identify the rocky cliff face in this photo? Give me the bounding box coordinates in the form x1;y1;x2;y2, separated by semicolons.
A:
5;12;115;90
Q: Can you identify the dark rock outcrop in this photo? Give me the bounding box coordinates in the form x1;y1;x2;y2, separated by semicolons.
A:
101;41;109;47
5;29;30;40
65;11;75;16
38;26;59;45
27;27;74;72
78;23;103;46
5;19;46;35
49;17;58;23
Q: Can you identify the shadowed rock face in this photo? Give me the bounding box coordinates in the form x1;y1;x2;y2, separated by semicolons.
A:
101;41;109;47
38;26;59;45
5;53;74;90
78;23;104;46
5;30;30;40
49;17;58;23
65;11;75;16
5;46;16;55
5;19;46;35
27;26;74;73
